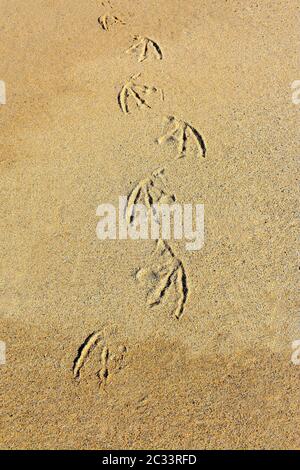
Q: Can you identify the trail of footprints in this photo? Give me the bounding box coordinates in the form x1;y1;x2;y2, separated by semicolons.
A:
72;3;208;391
126;171;187;319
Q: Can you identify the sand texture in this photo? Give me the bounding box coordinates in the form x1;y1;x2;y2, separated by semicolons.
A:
0;0;299;449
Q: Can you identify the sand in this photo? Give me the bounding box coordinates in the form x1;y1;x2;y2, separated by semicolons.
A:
0;0;299;449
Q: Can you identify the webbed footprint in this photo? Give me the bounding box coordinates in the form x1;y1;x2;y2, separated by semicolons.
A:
73;329;127;391
126;36;163;62
118;73;164;114
157;115;206;159
126;168;176;225
135;240;188;319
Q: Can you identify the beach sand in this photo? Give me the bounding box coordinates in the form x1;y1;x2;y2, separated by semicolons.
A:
0;0;299;449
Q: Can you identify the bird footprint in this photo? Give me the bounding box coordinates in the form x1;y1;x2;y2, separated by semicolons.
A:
98;14;125;31
73;330;127;390
126;168;176;225
156;115;206;159
118;73;164;114
135;240;189;320
126;35;163;62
